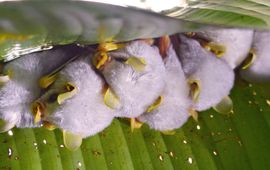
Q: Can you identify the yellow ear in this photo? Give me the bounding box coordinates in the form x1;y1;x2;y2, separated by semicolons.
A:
57;83;78;105
0;118;16;133
39;74;57;89
146;96;163;113
188;79;201;102
204;42;226;58
213;96;233;115
104;87;120;109
63;130;82;151
92;52;109;69
242;48;256;70
125;57;146;72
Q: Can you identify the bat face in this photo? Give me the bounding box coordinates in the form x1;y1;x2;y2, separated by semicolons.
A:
0;46;82;131
34;56;114;138
101;41;166;118
195;28;254;69
178;35;235;111
241;31;270;83
138;45;191;131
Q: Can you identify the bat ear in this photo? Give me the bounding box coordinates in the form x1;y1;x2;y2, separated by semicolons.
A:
213;96;233;115
241;48;256;70
203;42;226;58
124;57;146;72
57;83;78;105
92;52;109;69
39;73;57;89
63;130;82;151
188;79;201;102
146;96;163;113
104;87;120;109
0;118;16;133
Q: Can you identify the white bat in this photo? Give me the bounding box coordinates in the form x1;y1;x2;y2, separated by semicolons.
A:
177;35;234;113
194;28;254;69
0;46;81;132
138;37;191;131
33;54;115;150
241;31;270;83
96;40;166;118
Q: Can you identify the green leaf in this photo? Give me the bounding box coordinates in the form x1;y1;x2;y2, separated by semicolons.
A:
0;1;205;61
164;0;270;28
1;78;270;169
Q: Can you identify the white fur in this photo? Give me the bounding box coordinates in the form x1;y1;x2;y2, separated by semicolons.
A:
196;28;254;69
138;46;191;131
0;46;81;128
38;56;114;138
102;41;166;118
241;31;270;83
178;35;235;111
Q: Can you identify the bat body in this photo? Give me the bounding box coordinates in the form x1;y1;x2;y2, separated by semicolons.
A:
138;45;191;131
195;28;253;69
241;31;270;83
178;35;234;111
36;55;115;138
101;41;166;118
0;46;81;129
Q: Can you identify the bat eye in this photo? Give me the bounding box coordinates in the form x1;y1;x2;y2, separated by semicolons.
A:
48;93;58;103
114;57;127;63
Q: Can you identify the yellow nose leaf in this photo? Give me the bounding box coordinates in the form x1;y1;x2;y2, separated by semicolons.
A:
0;119;15;133
204;42;226;58
161;130;176;135
31;102;43;124
130;118;143;132
92;52;109;69
57;83;78;105
104;88;120;109
242;49;256;70
125;57;146;72
39;74;57;89
188;79;201;102
63;130;82;151
213;96;233;115
146;96;163;113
